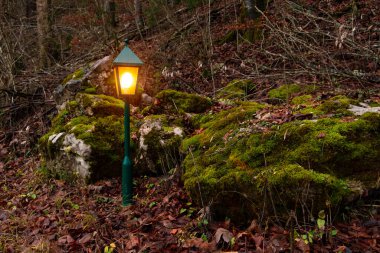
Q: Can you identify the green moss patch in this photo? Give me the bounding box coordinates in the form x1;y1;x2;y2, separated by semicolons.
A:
62;68;85;84
216;79;256;100
149;89;212;114
268;84;301;101
75;93;124;116
39;94;137;183
182;104;380;221
297;95;354;117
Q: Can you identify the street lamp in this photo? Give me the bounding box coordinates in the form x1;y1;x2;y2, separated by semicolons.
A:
113;39;143;206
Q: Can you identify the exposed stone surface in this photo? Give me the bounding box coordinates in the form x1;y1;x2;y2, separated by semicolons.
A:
135;115;185;175
54;56;113;104
349;104;380;115
39;93;126;183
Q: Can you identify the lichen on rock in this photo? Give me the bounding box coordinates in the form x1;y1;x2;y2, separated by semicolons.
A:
135;114;185;175
39;93;130;183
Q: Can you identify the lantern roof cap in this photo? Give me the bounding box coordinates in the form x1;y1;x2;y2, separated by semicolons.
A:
113;39;143;67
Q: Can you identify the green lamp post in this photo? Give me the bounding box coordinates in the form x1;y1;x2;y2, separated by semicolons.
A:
113;39;143;206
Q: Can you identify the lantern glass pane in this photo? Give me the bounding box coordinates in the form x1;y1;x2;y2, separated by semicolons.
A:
117;66;139;95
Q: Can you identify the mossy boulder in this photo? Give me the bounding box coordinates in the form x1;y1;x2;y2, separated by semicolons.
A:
182;97;380;222
39;93;133;183
297;95;354;117
135;114;185;175
146;89;212;115
216;80;256;100
268;84;301;101
54;56;112;104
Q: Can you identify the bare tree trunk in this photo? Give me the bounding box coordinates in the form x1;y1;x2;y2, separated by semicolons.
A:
103;0;116;37
134;0;143;29
244;0;267;20
25;0;36;18
105;0;116;28
36;0;50;68
0;0;6;16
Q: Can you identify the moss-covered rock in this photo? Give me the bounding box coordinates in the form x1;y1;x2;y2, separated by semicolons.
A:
62;68;85;85
39;93;133;183
216;80;256;100
268;84;301;101
182;97;380;222
291;95;313;105
135;114;185;175
146;89;212;115
297;95;354;117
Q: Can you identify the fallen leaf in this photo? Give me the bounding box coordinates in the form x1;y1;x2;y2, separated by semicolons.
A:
183;238;216;251
78;233;92;244
247;219;261;233
126;235;139;249
295;238;310;252
215;228;233;244
252;235;264;249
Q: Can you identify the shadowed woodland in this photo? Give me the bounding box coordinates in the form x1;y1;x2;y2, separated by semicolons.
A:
1;0;380;252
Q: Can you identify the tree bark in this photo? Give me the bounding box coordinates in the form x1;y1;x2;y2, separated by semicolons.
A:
244;0;267;20
25;0;37;18
0;0;6;16
134;0;143;29
105;0;116;28
36;0;51;68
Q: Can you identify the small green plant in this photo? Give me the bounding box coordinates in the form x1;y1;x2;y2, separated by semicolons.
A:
294;210;338;245
149;201;157;208
20;192;37;202
104;243;116;253
179;202;197;217
201;233;208;242
197;218;209;228
96;196;113;204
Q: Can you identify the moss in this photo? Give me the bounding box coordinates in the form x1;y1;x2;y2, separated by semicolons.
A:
292;95;313;105
38;92;140;182
268;84;301;101
62;68;85;84
216;80;256;100
297;95;355;117
152;89;212;114
182;103;380;221
75;93;124;116
84;87;97;94
182;101;264;151
319;95;353;114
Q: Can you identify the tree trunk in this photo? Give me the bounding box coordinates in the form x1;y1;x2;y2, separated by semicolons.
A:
134;0;143;29
244;0;267;20
0;0;6;16
25;0;37;18
36;0;50;68
105;0;116;28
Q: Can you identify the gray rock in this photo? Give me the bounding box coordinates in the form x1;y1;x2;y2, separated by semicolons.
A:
348;104;380;115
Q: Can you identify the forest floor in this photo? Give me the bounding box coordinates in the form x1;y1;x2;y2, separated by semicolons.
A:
1;149;380;252
1;0;380;252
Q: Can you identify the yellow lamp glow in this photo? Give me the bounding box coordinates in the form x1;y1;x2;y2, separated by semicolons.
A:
114;66;140;96
121;73;134;89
